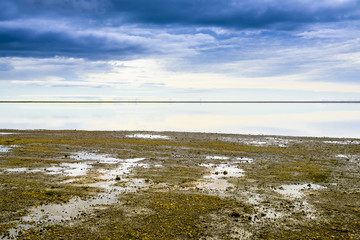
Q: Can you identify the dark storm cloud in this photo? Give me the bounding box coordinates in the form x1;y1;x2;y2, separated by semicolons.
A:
0;26;148;59
1;0;359;59
109;0;360;29
3;0;360;28
1;0;109;19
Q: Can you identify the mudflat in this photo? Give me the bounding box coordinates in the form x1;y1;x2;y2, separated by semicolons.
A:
0;130;359;239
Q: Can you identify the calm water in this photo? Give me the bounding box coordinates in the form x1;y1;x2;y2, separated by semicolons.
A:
0;103;359;138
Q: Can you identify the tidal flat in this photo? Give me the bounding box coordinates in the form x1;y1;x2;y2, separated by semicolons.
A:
0;130;359;239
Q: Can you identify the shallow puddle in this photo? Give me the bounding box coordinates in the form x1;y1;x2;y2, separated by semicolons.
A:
324;140;360;145
60;162;93;176
241;192;285;221
336;154;360;165
203;164;244;179
221;136;297;147
197;179;230;191
4;163;93;176
247;138;292;147
97;160;147;181
7;152;150;238
197;163;244;191
7;185;127;238
43;166;65;175
19;176;148;226
206;156;253;163
263;184;327;220
249;141;268;146
126;134;170;139
4;153;147;178
4;168;44;174
273;184;324;218
0;145;14;153
22;192;122;223
244;193;262;205
275;184;326;198
4;167;28;172
71;151;121;164
206;156;230;160
235;157;254;163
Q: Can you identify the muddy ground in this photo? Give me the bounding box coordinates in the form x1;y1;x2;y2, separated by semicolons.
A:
0;129;359;239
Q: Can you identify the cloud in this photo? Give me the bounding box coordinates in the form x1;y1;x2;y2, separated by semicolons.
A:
0;16;219;60
2;51;360;94
109;0;360;29
0;25;149;59
0;0;359;97
0;61;13;71
0;57;117;84
1;0;359;61
0;1;17;20
2;0;360;29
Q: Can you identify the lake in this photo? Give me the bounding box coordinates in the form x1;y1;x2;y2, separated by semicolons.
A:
0;103;359;138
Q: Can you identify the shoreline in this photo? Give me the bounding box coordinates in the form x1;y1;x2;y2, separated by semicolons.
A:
1;128;360;140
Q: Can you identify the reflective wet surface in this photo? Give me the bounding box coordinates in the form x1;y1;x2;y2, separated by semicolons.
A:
275;184;326;198
0;145;14;153
5;151;151;238
126;134;170;139
197;160;246;191
1;103;360;138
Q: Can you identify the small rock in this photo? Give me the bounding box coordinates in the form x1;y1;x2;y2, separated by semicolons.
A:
230;211;240;218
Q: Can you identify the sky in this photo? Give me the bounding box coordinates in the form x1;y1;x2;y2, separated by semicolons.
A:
1;0;360;101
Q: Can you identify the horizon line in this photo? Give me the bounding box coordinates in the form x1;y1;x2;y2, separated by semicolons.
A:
1;100;360;104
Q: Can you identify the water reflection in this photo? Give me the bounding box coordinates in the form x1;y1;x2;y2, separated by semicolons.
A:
0;103;359;138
